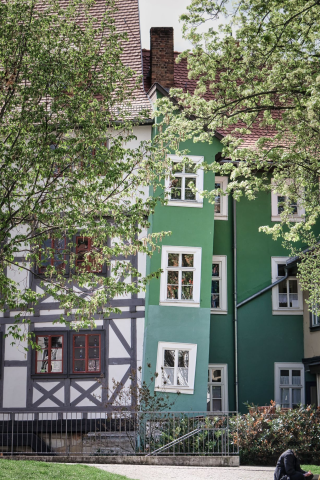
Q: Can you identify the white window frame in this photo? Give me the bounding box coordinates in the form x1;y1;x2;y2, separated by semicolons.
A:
207;364;229;412
274;362;305;408
155;341;197;394
165;155;204;208
211;255;227;314
271;257;303;315
160;245;202;307
214;176;228;220
271;179;305;222
311;304;320;327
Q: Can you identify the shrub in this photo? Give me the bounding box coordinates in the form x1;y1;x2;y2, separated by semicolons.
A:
229;402;320;465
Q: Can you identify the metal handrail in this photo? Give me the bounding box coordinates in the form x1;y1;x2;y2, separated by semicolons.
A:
147;427;202;456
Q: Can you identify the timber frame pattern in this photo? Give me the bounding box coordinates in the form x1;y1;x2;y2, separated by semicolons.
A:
0;246;144;412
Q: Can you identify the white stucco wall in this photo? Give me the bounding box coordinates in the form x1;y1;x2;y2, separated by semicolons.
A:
3;366;27;408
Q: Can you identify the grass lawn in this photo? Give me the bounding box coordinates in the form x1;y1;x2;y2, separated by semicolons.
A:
301;465;320;475
0;459;132;480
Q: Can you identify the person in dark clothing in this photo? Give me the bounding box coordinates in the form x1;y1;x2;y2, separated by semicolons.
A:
274;449;313;480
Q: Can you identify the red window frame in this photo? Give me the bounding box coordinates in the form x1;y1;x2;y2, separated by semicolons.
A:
90;141;108;157
75;236;102;273
72;334;101;374
38;238;66;274
87;141;109;175
35;335;64;374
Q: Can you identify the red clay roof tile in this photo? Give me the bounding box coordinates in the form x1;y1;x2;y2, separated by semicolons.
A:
142;49;280;147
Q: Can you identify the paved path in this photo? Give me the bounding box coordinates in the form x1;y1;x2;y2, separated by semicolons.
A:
92;464;276;480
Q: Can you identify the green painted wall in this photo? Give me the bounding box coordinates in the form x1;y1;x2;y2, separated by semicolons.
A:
238;296;303;410
212;188;304;413
145;91;306;414
143;131;220;411
144;305;211;411
210;196;236;411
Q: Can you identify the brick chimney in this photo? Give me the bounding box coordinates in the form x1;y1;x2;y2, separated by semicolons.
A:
150;27;174;90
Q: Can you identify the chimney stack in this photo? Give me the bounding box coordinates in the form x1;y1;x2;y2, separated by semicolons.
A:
150;27;174;90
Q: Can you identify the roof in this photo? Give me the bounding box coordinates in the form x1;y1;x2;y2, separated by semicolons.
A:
142;49;279;147
113;1;151;113
38;1;151;115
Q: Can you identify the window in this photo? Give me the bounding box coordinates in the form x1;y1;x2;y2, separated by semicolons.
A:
38;238;66;274
73;333;101;374
160;246;202;307
214;177;228;220
50;144;62;177
310;304;320;328
274;363;304;408
211;256;227;314
36;335;63;374
207;364;229;412
165;155;204;208
271;257;303;314
32;330;104;377
80;141;109;174
271;179;304;222
75;236;102;273
155;341;197;394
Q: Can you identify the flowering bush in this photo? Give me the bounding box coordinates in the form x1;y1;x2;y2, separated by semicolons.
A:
230;402;320;465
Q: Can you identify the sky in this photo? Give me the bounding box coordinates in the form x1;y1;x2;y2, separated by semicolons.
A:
138;0;194;52
138;0;227;52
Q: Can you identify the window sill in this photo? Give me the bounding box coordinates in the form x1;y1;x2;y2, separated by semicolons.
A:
272;309;303;316
215;215;228;221
31;373;104;379
310;325;320;332
211;309;228;315
159;301;200;308
155;386;194;395
69;373;104;379
271;216;303;222
166;200;203;208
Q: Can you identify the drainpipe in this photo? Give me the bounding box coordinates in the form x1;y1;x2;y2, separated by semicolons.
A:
233;198;239;413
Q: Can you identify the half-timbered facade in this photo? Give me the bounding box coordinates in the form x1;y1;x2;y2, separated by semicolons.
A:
0;0;151;414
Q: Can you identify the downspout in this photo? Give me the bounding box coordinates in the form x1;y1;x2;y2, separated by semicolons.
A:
233;198;239;412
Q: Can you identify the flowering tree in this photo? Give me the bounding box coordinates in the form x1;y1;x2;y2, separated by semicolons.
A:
156;0;320;308
0;0;167;343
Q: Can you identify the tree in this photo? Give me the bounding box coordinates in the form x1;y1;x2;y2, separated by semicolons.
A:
156;0;320;308
0;0;166;344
